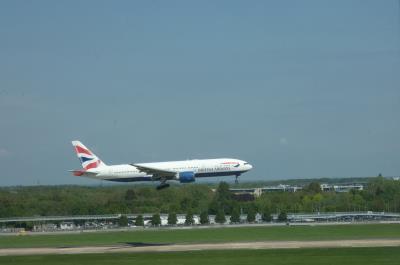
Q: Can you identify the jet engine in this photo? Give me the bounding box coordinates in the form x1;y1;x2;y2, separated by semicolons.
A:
178;171;195;183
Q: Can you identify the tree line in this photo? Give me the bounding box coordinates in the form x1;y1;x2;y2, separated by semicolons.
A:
0;176;399;220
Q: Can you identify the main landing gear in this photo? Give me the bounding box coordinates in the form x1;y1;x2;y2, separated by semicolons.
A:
156;183;170;190
156;178;170;190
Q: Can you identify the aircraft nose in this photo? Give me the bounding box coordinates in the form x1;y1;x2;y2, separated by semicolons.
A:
244;163;253;171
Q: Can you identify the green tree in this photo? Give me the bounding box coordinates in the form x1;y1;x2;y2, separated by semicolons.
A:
216;182;231;200
246;207;256;223
215;209;226;224
134;215;144;226
305;182;322;194
313;193;324;212
125;189;137;201
199;211;209;224
352;194;365;211
167;212;177;225
210;182;234;215
118;215;128;227
6;177;400;220
261;207;272;222
185;212;194;225
278;211;287;222
230;207;241;223
180;197;193;212
301;195;313;212
151;213;161;226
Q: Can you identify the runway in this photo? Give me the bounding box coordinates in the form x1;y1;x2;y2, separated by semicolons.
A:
1;239;400;256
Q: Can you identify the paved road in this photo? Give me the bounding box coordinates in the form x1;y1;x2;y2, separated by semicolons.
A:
1;239;400;256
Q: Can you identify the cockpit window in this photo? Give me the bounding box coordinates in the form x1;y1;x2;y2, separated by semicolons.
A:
244;162;249;165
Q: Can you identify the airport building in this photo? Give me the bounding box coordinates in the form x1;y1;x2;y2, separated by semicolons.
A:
261;184;303;193
320;183;364;192
226;183;364;198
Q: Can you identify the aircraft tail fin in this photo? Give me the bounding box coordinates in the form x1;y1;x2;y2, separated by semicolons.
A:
71;140;107;170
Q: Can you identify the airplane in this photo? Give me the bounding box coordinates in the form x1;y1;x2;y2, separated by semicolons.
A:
70;141;253;190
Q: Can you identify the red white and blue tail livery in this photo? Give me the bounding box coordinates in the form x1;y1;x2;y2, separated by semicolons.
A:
69;140;252;190
72;141;106;170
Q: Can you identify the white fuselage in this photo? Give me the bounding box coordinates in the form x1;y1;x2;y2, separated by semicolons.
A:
83;158;252;182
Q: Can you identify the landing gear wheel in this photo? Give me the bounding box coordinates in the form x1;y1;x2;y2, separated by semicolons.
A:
235;175;239;184
156;177;169;190
156;183;170;190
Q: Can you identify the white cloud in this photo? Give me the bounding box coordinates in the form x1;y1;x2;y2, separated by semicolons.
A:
279;137;288;145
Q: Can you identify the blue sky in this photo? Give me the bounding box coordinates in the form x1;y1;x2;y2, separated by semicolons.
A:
0;1;399;186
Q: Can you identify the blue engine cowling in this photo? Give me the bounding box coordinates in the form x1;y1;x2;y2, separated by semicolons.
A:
178;171;195;183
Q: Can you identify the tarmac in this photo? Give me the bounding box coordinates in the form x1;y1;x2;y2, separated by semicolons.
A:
1;239;400;256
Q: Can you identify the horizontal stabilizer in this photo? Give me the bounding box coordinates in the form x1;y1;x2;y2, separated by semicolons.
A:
68;170;96;176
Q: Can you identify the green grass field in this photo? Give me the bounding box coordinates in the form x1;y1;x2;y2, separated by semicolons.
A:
0;247;399;265
1;224;400;248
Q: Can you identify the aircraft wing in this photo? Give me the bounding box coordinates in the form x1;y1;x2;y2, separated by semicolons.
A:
131;164;177;179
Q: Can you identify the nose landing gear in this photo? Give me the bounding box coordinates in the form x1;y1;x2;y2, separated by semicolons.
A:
235;174;240;184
